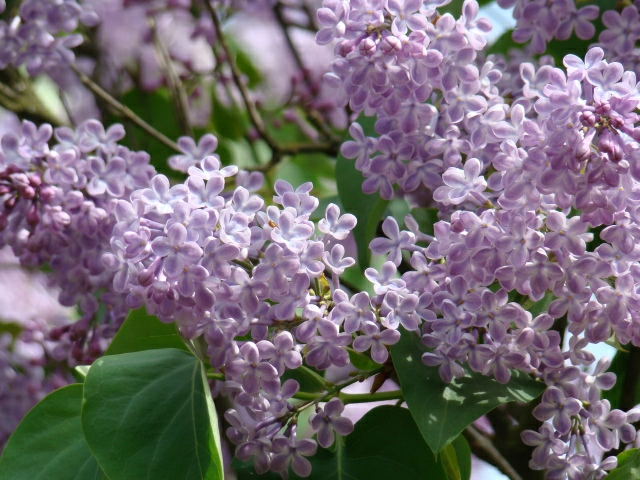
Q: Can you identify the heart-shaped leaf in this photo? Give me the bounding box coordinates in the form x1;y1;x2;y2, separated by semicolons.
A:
105;307;188;356
82;348;223;480
605;449;640;479
293;406;448;479
391;328;545;453
0;384;105;480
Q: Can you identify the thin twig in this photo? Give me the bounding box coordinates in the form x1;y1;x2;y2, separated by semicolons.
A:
463;425;525;480
203;2;340;171
273;1;338;142
203;2;278;152
69;63;182;152
148;16;194;137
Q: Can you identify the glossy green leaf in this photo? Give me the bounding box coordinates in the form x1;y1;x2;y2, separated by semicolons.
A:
452;435;471;480
0;384;105;480
336;114;388;270
104;307;188;356
391;329;545;453
604;448;640;479
82;348;223;480
281;365;326;393
441;442;461;480
296;406;447;480
347;347;379;372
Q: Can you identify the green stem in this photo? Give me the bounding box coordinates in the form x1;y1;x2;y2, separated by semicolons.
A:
339;390;403;405
298;365;329;389
206;372;225;381
293;367;384;413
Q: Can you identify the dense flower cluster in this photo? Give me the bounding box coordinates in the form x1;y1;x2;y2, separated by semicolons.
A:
0;119;156;363
595;2;640;73
0;0;98;75
499;0;599;54
337;40;640;480
106;137;392;475
0;246;73;450
3;0;640;479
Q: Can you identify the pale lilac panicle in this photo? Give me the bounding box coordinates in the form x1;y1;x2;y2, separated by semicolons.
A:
0;0;97;75
0;119;155;364
320;0;497;199
105;134;375;476
313;41;640;478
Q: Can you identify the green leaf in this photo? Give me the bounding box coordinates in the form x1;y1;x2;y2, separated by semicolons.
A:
0;384;105;480
73;364;91;383
104;307;189;356
226;39;263;89
605;448;640;480
452;435;471;480
347;347;380;372
82;348;223;480
391;329;545;453
211;94;247;141
441;442;461;480
299;406;447;479
408;207;440;238
336;114;388;270
521;292;555;318
275;153;336;201
281;365;326;393
487;29;519;57
0;320;22;338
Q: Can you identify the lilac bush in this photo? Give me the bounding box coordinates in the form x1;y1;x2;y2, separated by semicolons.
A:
2;1;640;480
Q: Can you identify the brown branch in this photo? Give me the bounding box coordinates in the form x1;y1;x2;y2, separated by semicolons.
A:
148;16;194;137
203;1;279;152
203;2;340;172
69;63;181;152
273;2;340;143
463;425;525;480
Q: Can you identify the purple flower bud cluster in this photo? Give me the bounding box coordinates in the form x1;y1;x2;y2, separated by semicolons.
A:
106;138;379;475
0;119;156;363
498;0;599;54
0;0;98;75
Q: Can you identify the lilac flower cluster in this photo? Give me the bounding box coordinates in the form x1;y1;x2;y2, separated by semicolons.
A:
498;0;599;54
0;0;98;75
0;119;156;363
0;245;74;451
320;0;503;199
594;2;640;75
106;139;396;476
342;45;640;477
0;322;70;450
